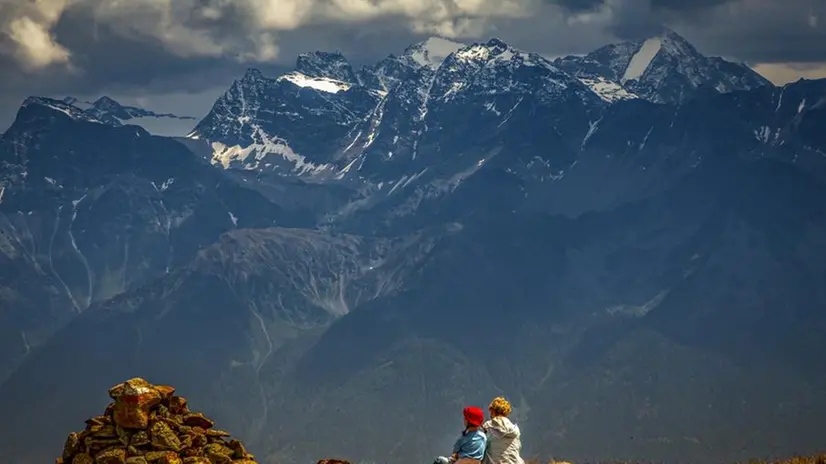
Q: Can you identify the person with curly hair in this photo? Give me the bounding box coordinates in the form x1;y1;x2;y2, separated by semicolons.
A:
481;397;524;464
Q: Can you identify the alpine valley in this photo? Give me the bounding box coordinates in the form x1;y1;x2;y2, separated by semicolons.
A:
1;29;825;464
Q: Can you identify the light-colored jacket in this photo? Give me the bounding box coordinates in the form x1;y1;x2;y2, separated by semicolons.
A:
481;417;524;464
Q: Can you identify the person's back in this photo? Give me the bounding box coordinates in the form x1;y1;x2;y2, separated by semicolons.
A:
453;427;487;462
482;416;523;464
433;407;487;464
482;398;524;464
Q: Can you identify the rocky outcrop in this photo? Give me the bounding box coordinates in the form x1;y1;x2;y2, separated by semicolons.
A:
56;378;257;464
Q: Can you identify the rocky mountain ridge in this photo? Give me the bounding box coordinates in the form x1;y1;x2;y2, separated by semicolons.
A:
60;96;198;136
0;96;314;386
187;31;766;182
178;30;805;235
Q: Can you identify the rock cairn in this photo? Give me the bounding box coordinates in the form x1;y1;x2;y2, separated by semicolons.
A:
56;377;257;464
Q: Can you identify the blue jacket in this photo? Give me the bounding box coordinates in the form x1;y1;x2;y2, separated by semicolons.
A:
452;428;487;460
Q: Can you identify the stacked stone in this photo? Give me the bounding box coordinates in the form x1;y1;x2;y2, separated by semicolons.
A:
56;377;258;464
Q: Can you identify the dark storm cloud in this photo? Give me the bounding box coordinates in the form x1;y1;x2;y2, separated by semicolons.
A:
541;0;826;62
548;0;730;14
546;0;603;13
690;1;826;64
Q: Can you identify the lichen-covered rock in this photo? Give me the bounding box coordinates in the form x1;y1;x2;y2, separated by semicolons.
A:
150;421;182;451
95;447;127;464
72;453;94;464
55;378;259;464
181;458;210;464
63;432;82;460
112;378;162;429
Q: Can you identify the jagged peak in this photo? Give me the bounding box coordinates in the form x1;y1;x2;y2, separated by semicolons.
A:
232;68;269;90
90;96;126;113
610;29;706;84
655;29;703;58
455;37;513;56
659;28;700;49
295;50;357;83
93;95;120;106
241;67;265;82
577;28;699;63
485;37;509;50
449;37;551;68
296;50;347;64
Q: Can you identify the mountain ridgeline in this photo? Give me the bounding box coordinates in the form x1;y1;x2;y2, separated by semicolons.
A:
1;30;826;464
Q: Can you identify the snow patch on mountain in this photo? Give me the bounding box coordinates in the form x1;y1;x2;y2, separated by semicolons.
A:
210;124;334;176
579;76;639;102
279;73;352;94
622;37;662;83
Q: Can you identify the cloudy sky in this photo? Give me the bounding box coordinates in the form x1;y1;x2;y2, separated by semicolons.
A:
0;0;824;130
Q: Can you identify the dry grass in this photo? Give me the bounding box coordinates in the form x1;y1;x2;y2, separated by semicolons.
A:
522;453;826;464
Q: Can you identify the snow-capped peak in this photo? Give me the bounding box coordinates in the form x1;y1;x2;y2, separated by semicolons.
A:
90;96;123;113
658;28;700;54
553;28;771;104
620;29;704;84
453;38;511;62
400;37;465;69
447;38;559;71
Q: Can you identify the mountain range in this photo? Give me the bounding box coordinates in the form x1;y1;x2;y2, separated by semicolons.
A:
1;29;825;464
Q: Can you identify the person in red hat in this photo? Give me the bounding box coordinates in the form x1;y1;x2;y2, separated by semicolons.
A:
433;406;488;464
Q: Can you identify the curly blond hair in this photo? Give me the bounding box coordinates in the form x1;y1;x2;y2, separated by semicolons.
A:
488;397;512;417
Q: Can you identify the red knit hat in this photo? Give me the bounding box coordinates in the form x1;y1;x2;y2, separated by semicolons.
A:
463;406;484;427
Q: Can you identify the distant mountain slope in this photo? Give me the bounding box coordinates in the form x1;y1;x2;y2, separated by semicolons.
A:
1;158;824;464
0;224;447;463
0;97;305;385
